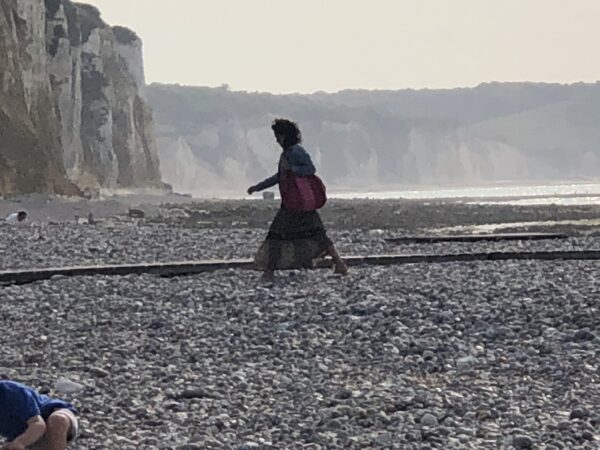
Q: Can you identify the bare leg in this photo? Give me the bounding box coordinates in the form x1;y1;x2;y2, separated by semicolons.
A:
327;244;348;275
261;238;280;283
44;410;73;450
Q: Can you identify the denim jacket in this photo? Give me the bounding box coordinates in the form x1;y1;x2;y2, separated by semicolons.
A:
254;144;316;192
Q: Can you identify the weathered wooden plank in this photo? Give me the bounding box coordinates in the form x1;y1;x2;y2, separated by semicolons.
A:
0;259;253;285
2;250;600;285
385;232;568;244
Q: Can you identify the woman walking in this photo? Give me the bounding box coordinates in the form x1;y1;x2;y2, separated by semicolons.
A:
247;118;348;282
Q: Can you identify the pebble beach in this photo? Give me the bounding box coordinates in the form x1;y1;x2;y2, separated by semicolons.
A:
1;197;600;449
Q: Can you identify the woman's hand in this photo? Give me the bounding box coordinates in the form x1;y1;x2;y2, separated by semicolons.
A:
247;185;257;195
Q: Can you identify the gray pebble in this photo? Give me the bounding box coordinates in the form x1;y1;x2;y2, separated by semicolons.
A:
420;413;438;427
513;434;534;449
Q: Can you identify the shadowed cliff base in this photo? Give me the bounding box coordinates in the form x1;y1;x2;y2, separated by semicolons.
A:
0;109;79;196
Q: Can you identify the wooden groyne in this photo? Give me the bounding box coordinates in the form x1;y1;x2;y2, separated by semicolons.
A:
385;232;568;244
2;249;599;285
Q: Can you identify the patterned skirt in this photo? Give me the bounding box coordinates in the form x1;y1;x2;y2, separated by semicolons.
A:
254;207;332;270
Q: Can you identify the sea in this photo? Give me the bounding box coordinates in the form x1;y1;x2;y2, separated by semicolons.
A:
329;182;600;206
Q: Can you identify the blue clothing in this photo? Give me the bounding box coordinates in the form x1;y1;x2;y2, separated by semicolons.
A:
254;144;316;192
0;381;76;441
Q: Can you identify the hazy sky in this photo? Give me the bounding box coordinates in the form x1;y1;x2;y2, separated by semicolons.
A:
86;0;600;94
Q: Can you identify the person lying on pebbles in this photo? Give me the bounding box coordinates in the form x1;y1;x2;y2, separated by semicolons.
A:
0;380;78;450
5;211;28;225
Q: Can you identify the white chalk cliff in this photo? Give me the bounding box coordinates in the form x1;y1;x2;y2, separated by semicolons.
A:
0;0;162;195
146;83;600;196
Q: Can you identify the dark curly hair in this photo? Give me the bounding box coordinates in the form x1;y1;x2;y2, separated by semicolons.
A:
271;118;302;148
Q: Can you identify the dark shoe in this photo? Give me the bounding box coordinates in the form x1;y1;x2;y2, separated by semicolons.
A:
259;271;275;284
334;262;348;276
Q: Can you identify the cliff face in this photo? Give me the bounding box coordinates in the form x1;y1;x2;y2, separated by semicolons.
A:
0;0;162;196
0;0;72;194
146;83;600;196
153;117;532;194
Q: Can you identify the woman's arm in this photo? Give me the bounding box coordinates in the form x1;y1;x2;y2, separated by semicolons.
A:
249;173;279;193
287;145;316;176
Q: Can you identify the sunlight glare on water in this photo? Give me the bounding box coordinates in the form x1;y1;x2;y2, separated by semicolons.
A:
330;183;600;205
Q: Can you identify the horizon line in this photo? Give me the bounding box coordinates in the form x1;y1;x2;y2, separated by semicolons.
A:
145;79;600;96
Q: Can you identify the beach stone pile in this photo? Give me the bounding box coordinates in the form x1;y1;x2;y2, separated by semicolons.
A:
2;260;599;449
